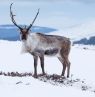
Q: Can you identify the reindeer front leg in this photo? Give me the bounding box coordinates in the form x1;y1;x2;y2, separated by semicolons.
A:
39;55;45;75
33;55;38;78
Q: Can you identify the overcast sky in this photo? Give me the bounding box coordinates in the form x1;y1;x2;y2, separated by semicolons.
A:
1;0;95;3
0;0;95;29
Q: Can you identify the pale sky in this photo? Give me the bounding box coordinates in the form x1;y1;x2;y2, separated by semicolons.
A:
0;0;95;29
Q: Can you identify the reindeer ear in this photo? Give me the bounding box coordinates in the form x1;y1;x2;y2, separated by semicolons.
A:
17;29;22;34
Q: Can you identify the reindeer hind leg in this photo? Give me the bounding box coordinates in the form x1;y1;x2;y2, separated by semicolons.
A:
61;55;70;78
58;57;66;77
59;48;71;78
66;59;70;78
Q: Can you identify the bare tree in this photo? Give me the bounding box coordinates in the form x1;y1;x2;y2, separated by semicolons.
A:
10;3;71;78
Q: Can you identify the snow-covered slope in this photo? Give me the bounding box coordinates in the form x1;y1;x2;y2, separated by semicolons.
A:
63;20;95;40
48;20;95;45
0;40;95;97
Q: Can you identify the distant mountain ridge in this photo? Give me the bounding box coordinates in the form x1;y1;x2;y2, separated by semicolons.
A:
73;36;95;45
0;25;57;41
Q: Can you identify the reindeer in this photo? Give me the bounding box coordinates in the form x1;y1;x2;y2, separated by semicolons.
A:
10;3;71;78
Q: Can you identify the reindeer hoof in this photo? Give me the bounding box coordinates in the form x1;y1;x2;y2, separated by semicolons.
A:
38;73;46;77
43;72;46;75
33;74;38;78
61;73;64;77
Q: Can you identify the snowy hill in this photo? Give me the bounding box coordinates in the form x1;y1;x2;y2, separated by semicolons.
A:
0;25;57;41
62;20;95;40
50;20;95;45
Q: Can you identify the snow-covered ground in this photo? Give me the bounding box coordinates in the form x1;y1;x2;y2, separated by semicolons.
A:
0;39;95;97
0;0;95;97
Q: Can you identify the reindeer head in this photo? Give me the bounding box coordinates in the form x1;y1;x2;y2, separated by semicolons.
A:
10;3;39;40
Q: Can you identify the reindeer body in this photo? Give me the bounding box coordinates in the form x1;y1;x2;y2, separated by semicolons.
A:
22;33;70;57
21;32;71;78
10;3;71;78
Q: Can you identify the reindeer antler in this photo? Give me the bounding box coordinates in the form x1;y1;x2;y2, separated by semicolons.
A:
27;9;40;31
10;3;23;30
